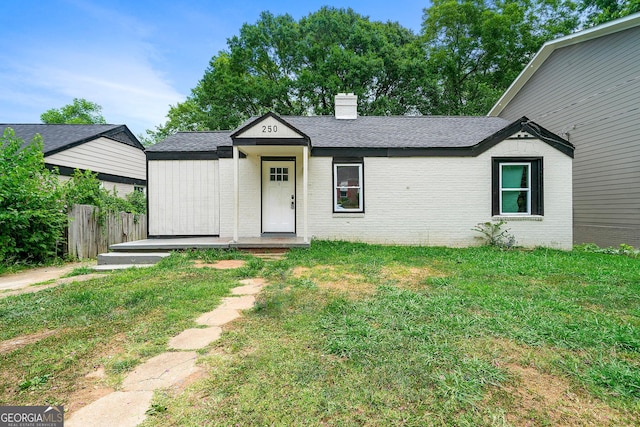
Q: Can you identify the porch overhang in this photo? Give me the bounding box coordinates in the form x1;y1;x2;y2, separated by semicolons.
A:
232;144;310;245
234;144;307;157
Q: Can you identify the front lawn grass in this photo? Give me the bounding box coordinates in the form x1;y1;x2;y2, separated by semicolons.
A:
146;242;640;426
0;249;262;407
1;242;638;425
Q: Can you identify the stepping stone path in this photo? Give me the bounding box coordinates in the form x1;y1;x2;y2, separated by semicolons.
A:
66;277;266;427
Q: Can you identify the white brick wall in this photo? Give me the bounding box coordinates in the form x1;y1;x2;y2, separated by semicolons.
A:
187;137;572;249
303;138;572;249
219;156;264;237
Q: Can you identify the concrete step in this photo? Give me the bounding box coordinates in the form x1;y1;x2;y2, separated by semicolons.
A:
97;252;171;266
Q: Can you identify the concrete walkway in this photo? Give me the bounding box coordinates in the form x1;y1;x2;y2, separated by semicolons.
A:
0;262;96;292
66;277;266;427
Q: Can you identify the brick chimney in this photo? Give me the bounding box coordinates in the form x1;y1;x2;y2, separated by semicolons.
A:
335;93;358;119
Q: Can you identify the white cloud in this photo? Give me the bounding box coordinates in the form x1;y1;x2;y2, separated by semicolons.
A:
0;1;186;136
31;49;184;133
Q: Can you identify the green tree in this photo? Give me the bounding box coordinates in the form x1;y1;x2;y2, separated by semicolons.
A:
422;0;579;115
41;98;107;124
149;7;431;141
580;0;640;26
0;128;66;264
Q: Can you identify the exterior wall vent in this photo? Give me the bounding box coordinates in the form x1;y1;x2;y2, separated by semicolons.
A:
335;93;358;120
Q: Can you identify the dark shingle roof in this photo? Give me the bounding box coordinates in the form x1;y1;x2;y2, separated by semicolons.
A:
0;124;143;154
282;116;512;148
146;131;232;152
149;116;513;152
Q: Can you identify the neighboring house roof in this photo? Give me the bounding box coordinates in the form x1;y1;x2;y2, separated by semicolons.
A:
1;123;144;154
146;131;232;152
489;12;640;116
147;115;574;158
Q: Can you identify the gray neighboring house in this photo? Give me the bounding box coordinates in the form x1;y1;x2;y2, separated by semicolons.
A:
489;13;640;247
2;124;147;195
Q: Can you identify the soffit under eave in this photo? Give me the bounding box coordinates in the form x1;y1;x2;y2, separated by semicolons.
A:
237;145;309;157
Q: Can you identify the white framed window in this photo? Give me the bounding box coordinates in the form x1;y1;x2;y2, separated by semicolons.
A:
500;163;530;214
333;162;363;212
492;158;543;216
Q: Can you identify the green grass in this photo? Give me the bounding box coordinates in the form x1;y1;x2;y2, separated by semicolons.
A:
62;265;95;278
144;243;640;426
1;242;639;425
0;250;257;407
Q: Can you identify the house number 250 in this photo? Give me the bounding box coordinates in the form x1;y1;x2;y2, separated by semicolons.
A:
262;125;277;133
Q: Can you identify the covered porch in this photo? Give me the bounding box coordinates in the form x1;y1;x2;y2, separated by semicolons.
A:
230;113;312;244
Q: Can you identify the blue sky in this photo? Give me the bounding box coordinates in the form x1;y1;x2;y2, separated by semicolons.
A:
0;0;428;136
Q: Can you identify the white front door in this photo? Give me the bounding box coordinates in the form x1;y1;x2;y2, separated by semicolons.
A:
262;160;295;233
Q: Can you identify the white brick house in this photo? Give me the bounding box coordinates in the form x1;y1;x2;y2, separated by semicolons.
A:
146;94;574;249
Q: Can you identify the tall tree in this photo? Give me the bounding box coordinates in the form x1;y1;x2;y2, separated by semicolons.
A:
41;98;107;124
422;0;579;115
580;0;640;26
150;7;431;141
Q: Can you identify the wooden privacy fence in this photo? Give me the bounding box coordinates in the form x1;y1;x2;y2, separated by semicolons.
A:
67;204;147;259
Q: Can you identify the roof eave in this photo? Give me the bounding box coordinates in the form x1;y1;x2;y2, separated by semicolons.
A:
42;124;143;156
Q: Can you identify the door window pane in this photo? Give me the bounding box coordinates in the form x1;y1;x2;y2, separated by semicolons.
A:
269;166;289;182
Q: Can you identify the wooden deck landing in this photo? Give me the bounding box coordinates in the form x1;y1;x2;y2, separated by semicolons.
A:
109;236;310;252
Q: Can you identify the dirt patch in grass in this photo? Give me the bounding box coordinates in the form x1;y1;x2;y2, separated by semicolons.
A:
65;375;114;414
476;337;628;426
65;334;131;415
292;265;376;298
501;363;625;426
0;329;58;354
193;260;246;269
379;264;446;289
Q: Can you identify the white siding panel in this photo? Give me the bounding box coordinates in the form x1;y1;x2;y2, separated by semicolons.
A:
45;137;146;180
102;182;137;196
148;160;219;236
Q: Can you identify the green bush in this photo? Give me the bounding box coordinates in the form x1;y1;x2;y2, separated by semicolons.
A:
0;128;67;264
472;220;517;248
63;169;146;216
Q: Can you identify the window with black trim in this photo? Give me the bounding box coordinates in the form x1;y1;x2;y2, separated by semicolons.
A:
492;158;543;216
333;160;363;212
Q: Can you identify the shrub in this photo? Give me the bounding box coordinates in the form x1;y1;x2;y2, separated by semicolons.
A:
63;169;146;216
575;243;638;258
472;221;516;248
0;128;66;264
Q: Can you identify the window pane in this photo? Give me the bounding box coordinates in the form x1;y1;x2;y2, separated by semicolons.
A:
502;165;528;188
334;164;362;211
336;189;360;209
336;165;360;186
502;190;528;213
